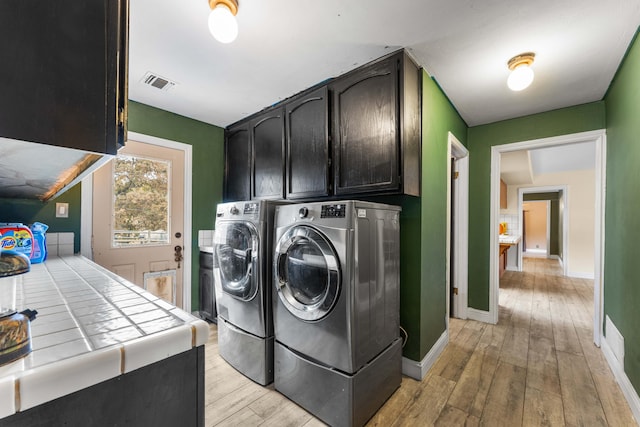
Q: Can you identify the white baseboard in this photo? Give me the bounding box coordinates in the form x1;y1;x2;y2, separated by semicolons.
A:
523;252;548;258
567;271;595;279
402;330;448;381
467;307;493;324
601;336;640;425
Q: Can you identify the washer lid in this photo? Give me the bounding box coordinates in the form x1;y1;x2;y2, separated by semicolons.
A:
274;225;340;321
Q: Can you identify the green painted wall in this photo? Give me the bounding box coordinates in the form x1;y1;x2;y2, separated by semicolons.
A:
0;185;82;251
467;102;605;310
358;71;466;361
415;72;467;360
364;194;422;360
603;31;640;392
128;101;225;310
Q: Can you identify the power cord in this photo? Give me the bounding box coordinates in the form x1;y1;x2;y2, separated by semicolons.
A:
399;325;408;347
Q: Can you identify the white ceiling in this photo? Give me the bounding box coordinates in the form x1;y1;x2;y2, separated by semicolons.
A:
128;0;640;129
529;142;596;175
500;141;596;185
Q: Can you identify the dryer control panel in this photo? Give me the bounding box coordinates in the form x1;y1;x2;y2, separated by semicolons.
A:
321;203;346;218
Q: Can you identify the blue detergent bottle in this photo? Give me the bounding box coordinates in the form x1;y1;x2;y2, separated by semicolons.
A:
30;222;49;263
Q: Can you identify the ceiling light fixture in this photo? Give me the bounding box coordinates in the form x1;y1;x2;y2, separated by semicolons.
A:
208;0;238;44
507;52;535;91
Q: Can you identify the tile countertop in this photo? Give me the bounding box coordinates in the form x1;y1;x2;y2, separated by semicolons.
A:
499;234;521;245
0;255;209;420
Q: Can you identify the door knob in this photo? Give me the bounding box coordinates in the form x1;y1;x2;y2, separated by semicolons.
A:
174;245;184;268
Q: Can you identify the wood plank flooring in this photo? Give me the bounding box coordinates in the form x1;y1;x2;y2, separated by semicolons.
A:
204;258;637;426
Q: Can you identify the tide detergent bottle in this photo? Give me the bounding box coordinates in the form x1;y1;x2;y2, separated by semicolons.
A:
0;223;34;260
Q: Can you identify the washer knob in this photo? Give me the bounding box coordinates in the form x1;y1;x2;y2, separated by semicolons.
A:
229;206;240;215
298;207;309;218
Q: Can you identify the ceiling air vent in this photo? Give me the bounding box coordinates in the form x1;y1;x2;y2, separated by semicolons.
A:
141;72;176;91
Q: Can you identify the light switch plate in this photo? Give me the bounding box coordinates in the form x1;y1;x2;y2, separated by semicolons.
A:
56;203;69;218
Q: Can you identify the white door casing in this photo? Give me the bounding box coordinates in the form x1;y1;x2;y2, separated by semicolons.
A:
447;132;469;321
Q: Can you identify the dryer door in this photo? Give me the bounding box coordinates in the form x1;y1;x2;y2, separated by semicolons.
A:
214;221;259;301
274;225;341;321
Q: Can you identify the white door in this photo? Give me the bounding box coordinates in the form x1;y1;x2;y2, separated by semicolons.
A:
92;140;186;308
448;132;469;320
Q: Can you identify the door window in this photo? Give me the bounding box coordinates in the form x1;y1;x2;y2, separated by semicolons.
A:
112;154;170;247
214;222;258;301
275;225;340;321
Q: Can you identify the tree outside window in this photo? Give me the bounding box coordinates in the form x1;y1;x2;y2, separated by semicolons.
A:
112;155;170;246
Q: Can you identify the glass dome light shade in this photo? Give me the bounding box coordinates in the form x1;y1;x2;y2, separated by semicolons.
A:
507;64;534;91
208;4;238;44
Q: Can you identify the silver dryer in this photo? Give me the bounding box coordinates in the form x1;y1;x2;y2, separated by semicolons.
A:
272;200;402;426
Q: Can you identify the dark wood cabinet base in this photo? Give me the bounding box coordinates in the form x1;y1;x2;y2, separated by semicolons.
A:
3;346;205;427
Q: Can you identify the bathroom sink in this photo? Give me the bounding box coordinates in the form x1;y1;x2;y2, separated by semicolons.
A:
499;234;521;245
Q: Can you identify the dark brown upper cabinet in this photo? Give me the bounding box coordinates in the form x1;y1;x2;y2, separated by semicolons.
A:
330;50;421;196
285;86;330;199
0;0;129;154
223;49;421;202
224;121;251;202
251;108;285;200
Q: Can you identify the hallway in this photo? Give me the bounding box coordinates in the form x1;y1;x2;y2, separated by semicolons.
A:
404;258;637;426
203;258;637;426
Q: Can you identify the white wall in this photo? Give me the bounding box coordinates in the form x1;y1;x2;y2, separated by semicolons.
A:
508;169;595;278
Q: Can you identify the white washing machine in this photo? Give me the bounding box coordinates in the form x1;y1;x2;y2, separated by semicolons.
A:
213;200;284;385
272;200;402;426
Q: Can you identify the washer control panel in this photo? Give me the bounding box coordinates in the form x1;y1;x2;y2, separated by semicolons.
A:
321;203;346;218
243;202;259;215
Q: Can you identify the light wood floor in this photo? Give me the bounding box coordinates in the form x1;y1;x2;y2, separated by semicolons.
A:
204;258;637;426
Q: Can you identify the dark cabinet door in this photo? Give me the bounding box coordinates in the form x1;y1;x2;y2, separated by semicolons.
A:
252;109;285;200
285;86;330;199
199;269;214;320
331;56;400;195
224;122;251;202
0;0;128;154
199;252;216;323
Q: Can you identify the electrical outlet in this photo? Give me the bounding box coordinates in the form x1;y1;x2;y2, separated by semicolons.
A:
56;202;69;218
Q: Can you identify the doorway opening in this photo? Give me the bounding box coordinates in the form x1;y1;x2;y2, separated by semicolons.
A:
522;200;550;256
490;129;606;346
517;186;569;276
